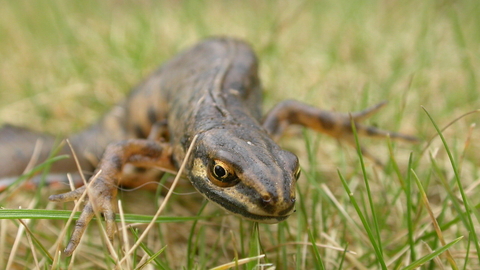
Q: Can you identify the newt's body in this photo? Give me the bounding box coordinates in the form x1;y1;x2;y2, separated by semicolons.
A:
0;37;417;256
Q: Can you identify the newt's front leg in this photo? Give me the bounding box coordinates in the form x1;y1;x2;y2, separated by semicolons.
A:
49;139;176;256
263;100;419;164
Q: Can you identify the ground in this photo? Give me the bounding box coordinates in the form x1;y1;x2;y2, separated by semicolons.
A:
0;1;479;269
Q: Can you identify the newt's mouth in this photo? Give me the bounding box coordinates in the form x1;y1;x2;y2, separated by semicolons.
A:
205;193;296;224
238;211;293;224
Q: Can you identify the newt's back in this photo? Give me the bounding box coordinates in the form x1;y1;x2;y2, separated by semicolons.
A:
0;37;262;180
123;38;262;142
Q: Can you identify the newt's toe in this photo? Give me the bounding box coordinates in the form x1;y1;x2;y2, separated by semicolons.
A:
49;186;86;202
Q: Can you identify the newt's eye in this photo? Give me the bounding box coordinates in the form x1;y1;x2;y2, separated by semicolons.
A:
208;160;239;187
294;166;301;180
214;164;227;178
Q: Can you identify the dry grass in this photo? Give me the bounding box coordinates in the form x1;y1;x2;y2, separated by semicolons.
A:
1;0;479;269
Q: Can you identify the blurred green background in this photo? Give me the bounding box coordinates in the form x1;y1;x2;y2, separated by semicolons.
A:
2;1;479;136
1;1;479;269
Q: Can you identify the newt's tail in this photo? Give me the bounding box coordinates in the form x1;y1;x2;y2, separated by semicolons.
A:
0;124;89;179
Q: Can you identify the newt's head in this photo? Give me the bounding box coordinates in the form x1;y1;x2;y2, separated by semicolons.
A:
187;128;299;223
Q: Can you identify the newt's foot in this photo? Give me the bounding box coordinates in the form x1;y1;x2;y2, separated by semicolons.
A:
263;100;419;166
49;139;175;256
49;177;118;256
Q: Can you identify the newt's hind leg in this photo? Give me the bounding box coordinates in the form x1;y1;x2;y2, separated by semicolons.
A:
49;139;176;256
263;100;418;165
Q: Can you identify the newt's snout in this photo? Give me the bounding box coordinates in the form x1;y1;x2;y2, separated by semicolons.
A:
259;192;296;217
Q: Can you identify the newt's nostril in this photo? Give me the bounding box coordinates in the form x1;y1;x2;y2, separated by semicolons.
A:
262;194;272;203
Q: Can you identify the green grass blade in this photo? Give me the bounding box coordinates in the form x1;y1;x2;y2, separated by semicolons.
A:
386;136;405;189
463;231;472;270
308;228;325;270
0;155;69;194
337;170;387;270
405;153;417;262
349;116;387;269
411;169;459;269
186;199;208;270
130;228;168;270
337;243;348;270
19;219;54;264
136;246;167;270
418;203;480;242
0;209;207;223
422;106;480;261
246;222;261;270
401;236;463;270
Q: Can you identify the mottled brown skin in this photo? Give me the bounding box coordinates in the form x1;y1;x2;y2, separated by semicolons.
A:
0;37;418;256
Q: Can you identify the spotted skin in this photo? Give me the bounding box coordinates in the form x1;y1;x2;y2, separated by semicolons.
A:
0;37;418;256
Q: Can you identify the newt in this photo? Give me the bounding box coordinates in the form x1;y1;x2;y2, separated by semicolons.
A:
0;37;418;256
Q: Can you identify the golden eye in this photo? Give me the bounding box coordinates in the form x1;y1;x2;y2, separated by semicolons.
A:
208;160;239;187
294;166;301;180
213;163;228;178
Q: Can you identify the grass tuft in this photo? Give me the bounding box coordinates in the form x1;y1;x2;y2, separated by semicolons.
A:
1;0;479;268
422;106;480;262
